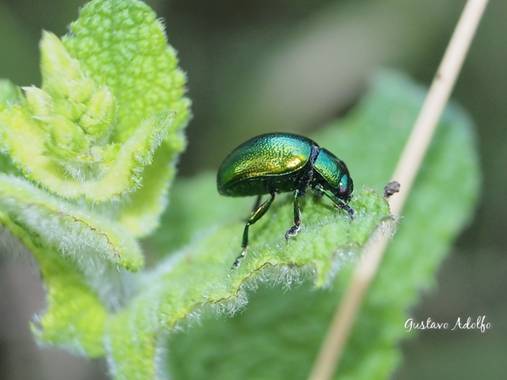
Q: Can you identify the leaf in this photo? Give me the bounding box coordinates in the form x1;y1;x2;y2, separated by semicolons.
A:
0;173;144;338
161;72;479;380
116;123;186;237
0;0;190;237
103;78;469;380
0;79;21;108
0;174;143;270
0;79;20;173
0;4;479;376
63;0;190;142
0;0;193;359
0;213;107;357
106;187;389;379
63;0;191;236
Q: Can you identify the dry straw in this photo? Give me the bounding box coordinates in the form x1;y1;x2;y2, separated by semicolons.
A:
308;0;489;379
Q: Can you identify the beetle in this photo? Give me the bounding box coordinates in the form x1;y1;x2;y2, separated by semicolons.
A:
217;132;354;268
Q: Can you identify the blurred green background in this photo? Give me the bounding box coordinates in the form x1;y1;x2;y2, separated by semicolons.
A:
0;0;505;379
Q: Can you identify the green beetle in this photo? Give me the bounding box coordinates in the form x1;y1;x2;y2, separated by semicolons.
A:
217;132;354;268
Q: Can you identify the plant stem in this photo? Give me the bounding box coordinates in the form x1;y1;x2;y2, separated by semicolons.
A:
308;1;489;379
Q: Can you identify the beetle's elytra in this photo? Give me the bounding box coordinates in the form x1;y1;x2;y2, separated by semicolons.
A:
217;132;354;268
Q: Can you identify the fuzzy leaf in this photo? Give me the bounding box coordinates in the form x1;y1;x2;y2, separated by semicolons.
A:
106;187;389;380
163;72;480;380
63;0;190;142
0;79;20;173
0;79;21;108
0;213;107;357
0;172;143;348
0;0;191;361
105;71;478;380
0;7;479;376
0;0;190;238
106;78;482;380
63;0;191;236
0;174;143;270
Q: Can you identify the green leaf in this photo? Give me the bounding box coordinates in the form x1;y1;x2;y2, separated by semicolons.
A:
0;0;195;364
162;72;479;380
0;79;22;108
0;172;143;349
63;0;191;236
106;74;479;380
0;0;190;237
0;213;107;357
0;174;143;271
0;79;20;173
106;187;389;379
63;0;190;142
0;3;479;376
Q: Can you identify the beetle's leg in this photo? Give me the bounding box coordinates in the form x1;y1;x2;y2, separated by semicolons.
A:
337;201;354;219
252;195;262;213
313;186;324;201
232;192;275;268
243;195;262;222
285;189;303;240
320;188;354;220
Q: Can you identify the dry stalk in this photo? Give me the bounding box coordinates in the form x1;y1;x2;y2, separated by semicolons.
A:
308;1;489;379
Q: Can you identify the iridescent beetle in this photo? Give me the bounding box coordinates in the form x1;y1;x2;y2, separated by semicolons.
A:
217;133;354;267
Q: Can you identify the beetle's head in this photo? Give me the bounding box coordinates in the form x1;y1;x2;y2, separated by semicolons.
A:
313;148;354;203
335;173;353;203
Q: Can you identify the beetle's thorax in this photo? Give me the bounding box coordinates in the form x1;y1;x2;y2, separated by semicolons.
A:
311;147;352;200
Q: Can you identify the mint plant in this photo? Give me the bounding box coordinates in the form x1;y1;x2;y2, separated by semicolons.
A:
163;74;479;380
0;0;190;360
0;1;479;380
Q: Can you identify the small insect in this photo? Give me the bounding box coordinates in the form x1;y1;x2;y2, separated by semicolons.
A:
384;180;401;198
217;132;354;268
